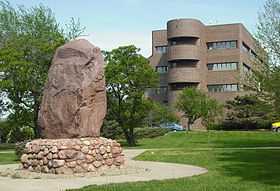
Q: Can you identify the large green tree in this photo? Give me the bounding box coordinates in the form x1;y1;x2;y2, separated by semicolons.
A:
225;95;274;130
176;88;222;131
0;1;84;138
254;0;280;116
104;45;158;146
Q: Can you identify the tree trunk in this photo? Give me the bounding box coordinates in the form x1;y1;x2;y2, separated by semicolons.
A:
187;121;192;131
123;127;136;146
33;99;41;138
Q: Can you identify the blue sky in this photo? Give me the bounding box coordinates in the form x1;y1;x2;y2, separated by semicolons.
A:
8;0;266;56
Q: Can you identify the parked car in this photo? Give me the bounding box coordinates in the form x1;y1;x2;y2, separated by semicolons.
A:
272;121;280;132
160;122;185;131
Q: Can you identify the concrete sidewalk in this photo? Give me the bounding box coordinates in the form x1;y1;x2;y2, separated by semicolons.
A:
0;149;207;191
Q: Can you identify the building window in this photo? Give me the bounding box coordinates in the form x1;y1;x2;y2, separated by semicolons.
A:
241;42;250;53
155;86;168;95
241;42;262;62
207;40;237;50
156;66;168;74
169;60;198;68
208;84;239;92
169;37;199;46
155;46;167;54
242;63;251;73
207;62;238;71
250;50;257;59
170;83;198;91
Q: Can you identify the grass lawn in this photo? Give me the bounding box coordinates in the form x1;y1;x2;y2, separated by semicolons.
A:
71;131;280;191
0;152;18;165
136;130;280;149
0;143;18;165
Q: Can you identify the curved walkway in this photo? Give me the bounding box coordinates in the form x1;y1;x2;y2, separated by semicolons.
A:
0;149;207;191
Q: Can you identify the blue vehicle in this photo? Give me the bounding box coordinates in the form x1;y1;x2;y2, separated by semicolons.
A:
160;122;185;131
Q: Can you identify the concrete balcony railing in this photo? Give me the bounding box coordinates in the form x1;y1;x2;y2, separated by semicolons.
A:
168;44;200;61
168;67;200;83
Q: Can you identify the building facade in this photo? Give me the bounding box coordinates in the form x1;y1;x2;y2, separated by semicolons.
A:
149;18;264;107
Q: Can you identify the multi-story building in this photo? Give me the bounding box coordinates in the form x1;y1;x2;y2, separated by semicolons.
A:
149;18;264;107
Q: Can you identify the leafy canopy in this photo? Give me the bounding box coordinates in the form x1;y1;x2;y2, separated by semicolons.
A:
176;88;222;130
104;45;159;146
255;0;280;116
0;1;84;138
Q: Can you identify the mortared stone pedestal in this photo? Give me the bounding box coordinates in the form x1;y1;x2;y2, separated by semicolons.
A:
20;137;124;174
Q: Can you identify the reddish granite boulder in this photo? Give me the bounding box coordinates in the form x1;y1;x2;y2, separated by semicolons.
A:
38;39;106;138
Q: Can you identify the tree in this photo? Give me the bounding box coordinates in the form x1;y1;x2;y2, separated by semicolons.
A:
225;95;274;130
0;1;85;138
176;88;221;131
145;101;179;127
104;45;159;146
253;0;280;117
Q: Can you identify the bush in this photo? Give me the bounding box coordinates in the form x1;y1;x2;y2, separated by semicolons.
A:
6;126;34;143
0;120;34;143
209;120;272;131
0;143;15;150
101;119;123;139
0;120;10;143
135;127;171;139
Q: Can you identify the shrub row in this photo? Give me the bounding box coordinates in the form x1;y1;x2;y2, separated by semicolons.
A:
208;120;272;131
135;127;171;139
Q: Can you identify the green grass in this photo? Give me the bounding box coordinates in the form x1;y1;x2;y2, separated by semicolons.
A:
0;152;18;165
70;131;280;191
136;131;280;149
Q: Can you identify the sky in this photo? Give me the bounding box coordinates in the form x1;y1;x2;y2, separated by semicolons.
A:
7;0;266;57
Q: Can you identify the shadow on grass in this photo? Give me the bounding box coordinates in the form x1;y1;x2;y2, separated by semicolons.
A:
206;131;280;148
217;149;280;186
213;139;280;148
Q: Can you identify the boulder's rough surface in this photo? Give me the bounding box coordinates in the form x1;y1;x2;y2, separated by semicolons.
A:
20;137;125;174
38;39;106;138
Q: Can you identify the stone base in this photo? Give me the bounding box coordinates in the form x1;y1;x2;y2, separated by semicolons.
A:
20;137;125;174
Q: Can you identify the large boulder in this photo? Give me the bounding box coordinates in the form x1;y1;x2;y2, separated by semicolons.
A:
38;39;106;138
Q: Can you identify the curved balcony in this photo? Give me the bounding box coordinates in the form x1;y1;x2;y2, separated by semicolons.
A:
168;44;200;61
168;67;200;83
167;19;204;39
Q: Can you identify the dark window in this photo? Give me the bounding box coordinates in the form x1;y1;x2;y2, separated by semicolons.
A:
169;37;199;46
208;84;239;92
169;60;198;68
155;86;168;95
207;40;237;50
155;46;167;54
230;41;237;48
241;42;250;53
170;83;198;91
242;63;251;73
156;66;168;74
250;50;257;59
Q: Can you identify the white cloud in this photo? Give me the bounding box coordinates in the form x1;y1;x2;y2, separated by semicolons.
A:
81;31;152;57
